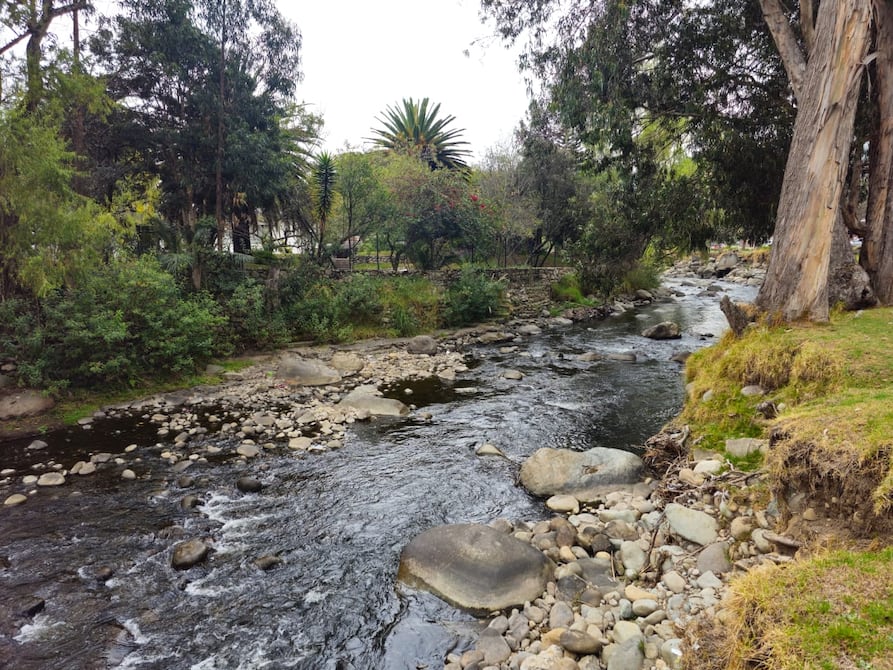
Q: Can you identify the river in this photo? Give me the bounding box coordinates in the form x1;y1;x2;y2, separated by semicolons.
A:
0;278;754;670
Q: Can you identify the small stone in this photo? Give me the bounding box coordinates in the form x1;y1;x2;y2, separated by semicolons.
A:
697;543;732;575
624;585;653;601
619;541;646;576
288;436;312;451
77;462;97;476
93;566;115;581
678;468;705;486
725;437;768;458
4;494;27;506
237;444;260;458
27;440;48;451
693;459;723;475
121;469;136;480
550;601;575;629
696;571;723;590
503;369;524;380
660;638;684;669
662;570;686;594
476;443;506;457
730;517;754;541
740;385;765;397
236;476;263;493
612;620;643;644
803;507;818;521
254;554;283;570
560;629;602;655
36;472;65;487
665;503;718;546
171;538;209;570
751;528;774;553
546;494;580;514
476;628;512;665
632;599;659;617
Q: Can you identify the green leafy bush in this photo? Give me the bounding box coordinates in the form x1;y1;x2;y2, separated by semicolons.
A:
0;257;225;389
441;267;503;327
223;279;289;352
550;272;592;305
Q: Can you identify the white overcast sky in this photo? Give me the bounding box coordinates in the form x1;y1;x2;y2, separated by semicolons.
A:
38;0;532;162
280;0;532;160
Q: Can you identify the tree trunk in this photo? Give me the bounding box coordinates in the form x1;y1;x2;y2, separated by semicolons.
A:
862;0;893;303
756;0;871;321
759;0;808;100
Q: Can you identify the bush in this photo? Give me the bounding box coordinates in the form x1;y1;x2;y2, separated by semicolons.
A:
0;257;226;389
335;274;383;324
550;273;592;305
223;279;289;352
441;267;503;327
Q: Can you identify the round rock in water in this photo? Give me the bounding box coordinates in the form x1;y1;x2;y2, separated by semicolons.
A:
519;447;644;500
236;476;263;493
36;472;66;487
398;523;554;614
642;321;681;340
338;388;409;417
171;538;209;570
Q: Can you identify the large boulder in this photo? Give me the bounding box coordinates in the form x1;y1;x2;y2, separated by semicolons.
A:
642;321;681;340
330;352;365;374
407;335;439;355
276;357;341;386
398;524;554;614
520;447;644;501
0;390;55;420
338;387;409;417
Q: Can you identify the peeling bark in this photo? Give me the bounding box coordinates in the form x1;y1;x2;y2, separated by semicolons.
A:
757;0;872;321
759;0;808;100
862;0;893;303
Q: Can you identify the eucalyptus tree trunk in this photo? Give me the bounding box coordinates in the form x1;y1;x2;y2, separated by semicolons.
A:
756;0;871;321
861;0;893;304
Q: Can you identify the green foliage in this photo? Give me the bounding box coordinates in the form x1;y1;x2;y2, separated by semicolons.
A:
222;280;289;352
441;268;504;327
550;273;592;305
0;257;225;389
369;97;471;171
0;110;126;299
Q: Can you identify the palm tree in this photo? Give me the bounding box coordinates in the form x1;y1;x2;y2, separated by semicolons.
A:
313;151;337;260
369;97;471;171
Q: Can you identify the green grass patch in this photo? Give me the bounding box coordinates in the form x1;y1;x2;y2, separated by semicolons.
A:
681;307;893;514
550;273;594;306
717;548;893;670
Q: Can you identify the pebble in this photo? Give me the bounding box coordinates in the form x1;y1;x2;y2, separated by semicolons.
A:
36;472;65;486
4;494;27;506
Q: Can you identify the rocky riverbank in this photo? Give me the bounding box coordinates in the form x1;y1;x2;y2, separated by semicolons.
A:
427;430;796;670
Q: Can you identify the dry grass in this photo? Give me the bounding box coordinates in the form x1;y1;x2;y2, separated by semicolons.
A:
681;307;893;526
686;549;893;670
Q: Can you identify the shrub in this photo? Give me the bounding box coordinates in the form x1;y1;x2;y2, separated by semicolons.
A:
550;273;591;305
223;279;289;352
335;274;384;324
441;267;503;327
0;257;226;389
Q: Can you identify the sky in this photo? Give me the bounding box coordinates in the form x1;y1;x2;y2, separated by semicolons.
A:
279;0;533;161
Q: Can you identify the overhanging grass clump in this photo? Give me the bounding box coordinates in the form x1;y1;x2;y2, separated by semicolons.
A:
686;548;893;670
680;307;893;523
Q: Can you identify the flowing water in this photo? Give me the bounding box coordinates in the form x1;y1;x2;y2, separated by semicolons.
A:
0;279;754;670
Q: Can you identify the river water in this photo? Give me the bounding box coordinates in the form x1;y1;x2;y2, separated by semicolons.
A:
0;278;754;670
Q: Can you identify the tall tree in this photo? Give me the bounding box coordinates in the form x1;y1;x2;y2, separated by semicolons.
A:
92;0;304;251
0;0;91;111
756;0;873;320
369;97;472;171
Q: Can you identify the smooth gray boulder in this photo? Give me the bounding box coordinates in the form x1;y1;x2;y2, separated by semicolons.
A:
339;388;409;417
276;357;341;386
642;321;681;339
519;447;644;501
665;503;718;545
0;390;55;420
407;335;438;355
330;352;365;373
398;523;554;614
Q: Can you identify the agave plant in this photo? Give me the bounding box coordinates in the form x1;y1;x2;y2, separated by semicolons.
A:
369;97;471;171
313;151;337;259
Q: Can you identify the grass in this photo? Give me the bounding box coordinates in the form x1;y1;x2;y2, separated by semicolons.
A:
680;309;893;515
680;306;893;669
697;548;893;670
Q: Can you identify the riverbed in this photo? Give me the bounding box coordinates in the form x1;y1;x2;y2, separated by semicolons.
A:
0;277;754;670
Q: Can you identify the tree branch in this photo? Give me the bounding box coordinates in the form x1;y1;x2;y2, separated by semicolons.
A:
759;0;807;101
0;32;28;56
